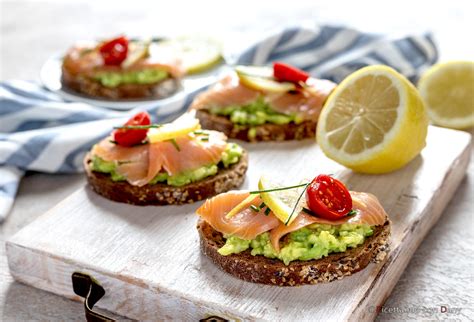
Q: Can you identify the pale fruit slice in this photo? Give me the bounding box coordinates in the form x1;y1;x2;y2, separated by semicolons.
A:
317;65;428;174
257;175;307;225
418;61;474;129
235;65;296;92
154;36;223;74
225;194;258;219
122;40;150;68
147;113;200;143
235;65;274;78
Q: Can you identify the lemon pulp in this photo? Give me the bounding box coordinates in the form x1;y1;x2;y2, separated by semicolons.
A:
317;65;428;174
418;61;474;129
235;66;296;93
155;36;223;74
258;175;306;225
147;113;200;143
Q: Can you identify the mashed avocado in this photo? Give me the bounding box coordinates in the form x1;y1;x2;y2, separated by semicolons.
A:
221;142;243;167
218;223;374;265
92;156;126;181
91;142;243;186
93;69;169;88
209;97;302;126
149;165;218;186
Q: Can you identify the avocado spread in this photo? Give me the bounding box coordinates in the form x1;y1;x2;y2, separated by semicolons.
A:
209;97;303;126
93;69;169;88
91;142;243;186
218;223;374;265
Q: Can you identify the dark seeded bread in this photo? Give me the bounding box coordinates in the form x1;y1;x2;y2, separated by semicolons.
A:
195;110;316;142
61;68;180;100
84;151;248;205
197;219;390;286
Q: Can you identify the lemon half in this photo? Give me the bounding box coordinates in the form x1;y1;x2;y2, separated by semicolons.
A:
418;61;474;129
317;65;428;174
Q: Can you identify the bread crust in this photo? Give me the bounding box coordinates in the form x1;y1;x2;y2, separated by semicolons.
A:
197;219;390;286
84;151;248;205
61;67;180;100
195;110;316;142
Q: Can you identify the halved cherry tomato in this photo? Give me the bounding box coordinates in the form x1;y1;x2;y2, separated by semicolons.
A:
113;112;151;147
273;62;309;84
99;36;129;66
306;174;352;220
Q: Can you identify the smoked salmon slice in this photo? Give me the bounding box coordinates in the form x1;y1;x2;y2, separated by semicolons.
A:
63;43;184;78
144;131;227;185
190;75;260;110
196;189;387;252
267;78;336;121
91;130;227;187
269;192;388;252
190;73;336;122
196;191;280;240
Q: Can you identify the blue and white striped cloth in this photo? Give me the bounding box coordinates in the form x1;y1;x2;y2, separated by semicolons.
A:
0;25;438;221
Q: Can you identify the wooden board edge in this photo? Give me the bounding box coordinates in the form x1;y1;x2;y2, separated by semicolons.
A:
347;136;472;321
5;127;472;321
5;242;253;320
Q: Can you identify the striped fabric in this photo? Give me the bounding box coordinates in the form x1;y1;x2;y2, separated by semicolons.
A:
0;25;438;221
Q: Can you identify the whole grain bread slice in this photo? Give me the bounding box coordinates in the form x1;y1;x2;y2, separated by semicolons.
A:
195;110;316;142
61;68;180;100
197;219;390;286
84;151;248;205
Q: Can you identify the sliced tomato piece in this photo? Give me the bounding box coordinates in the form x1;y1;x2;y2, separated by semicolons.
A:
273;62;310;84
113;111;151;147
305;174;352;220
99;36;129;66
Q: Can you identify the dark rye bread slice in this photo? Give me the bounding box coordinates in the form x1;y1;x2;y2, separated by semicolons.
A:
197;219;390;286
61;68;180;100
195;110;316;142
84;151;248;205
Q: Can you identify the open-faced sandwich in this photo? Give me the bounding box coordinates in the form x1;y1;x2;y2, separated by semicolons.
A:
84;111;248;205
190;63;336;142
196;174;390;286
62;36;184;100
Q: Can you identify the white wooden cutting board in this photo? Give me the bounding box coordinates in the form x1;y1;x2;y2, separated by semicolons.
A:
5;126;472;321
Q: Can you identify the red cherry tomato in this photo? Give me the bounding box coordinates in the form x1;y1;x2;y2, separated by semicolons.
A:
113;112;151;147
273;62;310;84
99;36;129;66
306;174;352;220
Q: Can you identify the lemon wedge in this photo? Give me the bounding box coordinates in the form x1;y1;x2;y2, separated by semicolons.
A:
155;36;223;74
225;194;258;219
235;66;296;92
147;113;200;143
122;40;150;69
257;175;306;225
317;65;428;174
418;61;474;129
235;65;274;78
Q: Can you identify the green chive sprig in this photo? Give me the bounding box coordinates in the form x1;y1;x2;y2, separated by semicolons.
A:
250;205;260;212
284;183;309;225
114;124;162;130
249;182;309;194
166;139;181;151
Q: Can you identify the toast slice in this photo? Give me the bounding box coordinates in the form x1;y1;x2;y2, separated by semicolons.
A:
197;219;390;286
61;70;180;100
196;110;316;142
84;151;248;205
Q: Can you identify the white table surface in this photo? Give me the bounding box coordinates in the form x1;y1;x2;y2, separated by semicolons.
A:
1;0;473;320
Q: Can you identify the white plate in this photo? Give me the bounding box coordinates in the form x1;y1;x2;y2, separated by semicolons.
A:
40;54;227;110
